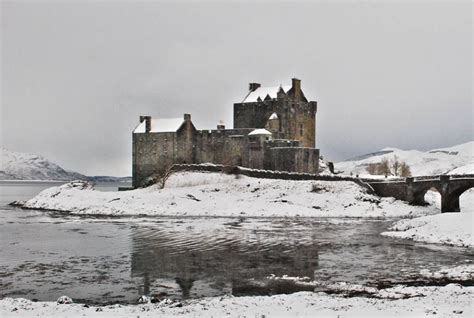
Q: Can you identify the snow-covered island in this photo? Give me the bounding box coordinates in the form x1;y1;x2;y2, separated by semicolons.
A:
19;171;439;218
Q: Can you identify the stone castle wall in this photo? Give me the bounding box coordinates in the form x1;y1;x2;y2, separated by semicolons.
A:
234;98;317;148
132;79;320;188
133;132;176;188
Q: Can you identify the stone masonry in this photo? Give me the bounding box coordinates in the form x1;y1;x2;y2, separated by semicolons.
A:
132;78;320;188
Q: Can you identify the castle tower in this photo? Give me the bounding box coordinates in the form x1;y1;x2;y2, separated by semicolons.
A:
233;78;317;148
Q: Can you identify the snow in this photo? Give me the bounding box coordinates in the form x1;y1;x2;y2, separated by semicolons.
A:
269;112;278;120
381;212;473;247
449;163;474;175
1;285;472;317
133;118;184;133
242;85;291;103
19;171;436;218
336;141;473;176
420;264;474;281
0;148;85;181
248;128;272;136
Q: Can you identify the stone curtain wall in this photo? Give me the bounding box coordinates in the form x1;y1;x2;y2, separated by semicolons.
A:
169;163;373;192
266;147;320;174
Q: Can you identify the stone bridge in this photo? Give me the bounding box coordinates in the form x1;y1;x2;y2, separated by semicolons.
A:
365;175;474;212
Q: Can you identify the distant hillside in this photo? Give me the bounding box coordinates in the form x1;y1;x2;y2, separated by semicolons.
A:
336;141;473;177
0;148;87;181
0;148;130;182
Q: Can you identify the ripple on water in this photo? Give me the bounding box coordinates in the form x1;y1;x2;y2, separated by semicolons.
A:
1;200;473;303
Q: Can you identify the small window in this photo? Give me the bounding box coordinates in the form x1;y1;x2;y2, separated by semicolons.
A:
300;124;304;136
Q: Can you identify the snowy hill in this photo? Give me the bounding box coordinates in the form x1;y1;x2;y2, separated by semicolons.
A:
0;148;87;181
336;141;473;177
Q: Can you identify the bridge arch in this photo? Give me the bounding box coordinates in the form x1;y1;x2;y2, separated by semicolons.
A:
416;180;473;212
368;175;474;213
445;184;474;212
412;184;442;206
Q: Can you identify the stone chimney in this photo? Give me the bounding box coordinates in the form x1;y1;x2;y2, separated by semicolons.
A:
217;120;225;130
292;78;301;101
249;83;261;92
184;113;191;121
139;116;152;133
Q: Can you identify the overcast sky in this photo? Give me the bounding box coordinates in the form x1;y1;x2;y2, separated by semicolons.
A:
1;0;472;176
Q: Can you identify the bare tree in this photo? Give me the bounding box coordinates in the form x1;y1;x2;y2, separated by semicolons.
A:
366;163;378;175
366;156;412;177
141;163;174;189
376;158;391;176
391;156;401;176
399;162;412;177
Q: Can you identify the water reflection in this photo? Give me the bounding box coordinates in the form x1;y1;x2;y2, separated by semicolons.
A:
130;219;320;298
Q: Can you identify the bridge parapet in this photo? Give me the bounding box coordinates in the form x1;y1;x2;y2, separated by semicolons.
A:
365;174;473;213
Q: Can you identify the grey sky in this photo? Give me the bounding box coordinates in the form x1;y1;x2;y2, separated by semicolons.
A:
1;0;472;176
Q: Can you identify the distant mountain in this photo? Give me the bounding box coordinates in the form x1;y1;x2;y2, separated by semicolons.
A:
336;141;473;177
1;148;86;181
0;148;131;182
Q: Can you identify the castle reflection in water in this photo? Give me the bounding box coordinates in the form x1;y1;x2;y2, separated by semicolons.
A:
129;219;320;299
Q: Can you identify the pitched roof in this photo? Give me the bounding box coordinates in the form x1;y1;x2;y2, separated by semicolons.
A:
242;85;291;103
269;112;278;120
133;118;184;133
248;128;272;136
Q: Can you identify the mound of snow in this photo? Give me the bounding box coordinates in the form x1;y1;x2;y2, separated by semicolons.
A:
336;141;473;177
420;264;474;281
0;285;472;318
20;171;435;218
448;163;474;175
381;213;473;247
0;148;86;181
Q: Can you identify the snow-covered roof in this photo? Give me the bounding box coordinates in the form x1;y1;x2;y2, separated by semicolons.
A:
133;118;184;133
269;112;278;120
242;85;291;103
248;129;272;136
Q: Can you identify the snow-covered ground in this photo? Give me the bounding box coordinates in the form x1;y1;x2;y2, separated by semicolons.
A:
420;264;474;281
1;284;472;318
0;148;85;181
18;171;436;218
381;212;473;247
336;141;473;177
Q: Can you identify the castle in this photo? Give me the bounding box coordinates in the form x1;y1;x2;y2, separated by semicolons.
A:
132;78;319;188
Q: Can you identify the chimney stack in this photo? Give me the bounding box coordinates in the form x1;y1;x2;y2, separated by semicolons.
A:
291;78;301;101
184;113;191;121
139;116;152;133
249;83;261;92
217;120;225;130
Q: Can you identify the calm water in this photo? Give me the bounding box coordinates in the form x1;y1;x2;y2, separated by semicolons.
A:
0;181;473;304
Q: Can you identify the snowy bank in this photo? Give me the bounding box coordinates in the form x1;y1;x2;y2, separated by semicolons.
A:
1;285;472;318
18;172;436;218
381;213;473;247
420;264;474;281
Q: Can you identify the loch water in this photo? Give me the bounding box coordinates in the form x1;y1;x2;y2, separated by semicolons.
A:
0;181;473;304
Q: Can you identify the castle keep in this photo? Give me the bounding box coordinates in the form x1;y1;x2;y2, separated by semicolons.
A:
132;78;319;187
